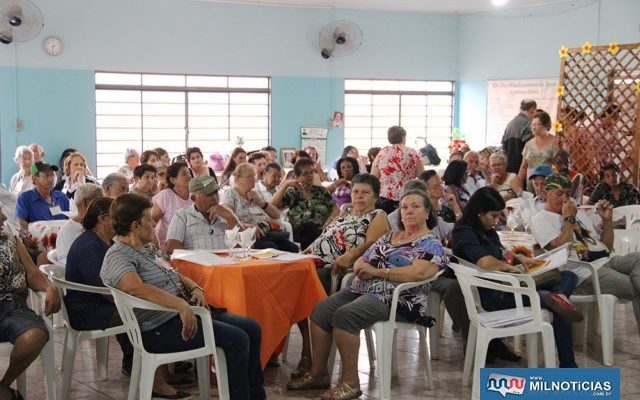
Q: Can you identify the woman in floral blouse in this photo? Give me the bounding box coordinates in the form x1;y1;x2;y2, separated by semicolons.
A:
589;162;640;208
287;190;447;400
288;173;390;381
371;126;424;214
271;158;338;249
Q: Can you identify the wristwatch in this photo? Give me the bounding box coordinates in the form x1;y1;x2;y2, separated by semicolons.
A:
564;216;577;224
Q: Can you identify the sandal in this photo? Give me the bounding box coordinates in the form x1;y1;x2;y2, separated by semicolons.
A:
290;355;312;379
320;383;362;400
287;372;331;391
166;375;195;388
0;384;23;400
151;391;192;400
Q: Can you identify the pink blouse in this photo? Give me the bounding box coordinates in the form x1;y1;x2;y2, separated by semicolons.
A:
153;189;193;250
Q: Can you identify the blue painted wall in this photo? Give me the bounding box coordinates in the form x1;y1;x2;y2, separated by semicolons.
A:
0;67;95;181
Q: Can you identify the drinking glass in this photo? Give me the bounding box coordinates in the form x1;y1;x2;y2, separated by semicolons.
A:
225;230;239;260
239;229;256;260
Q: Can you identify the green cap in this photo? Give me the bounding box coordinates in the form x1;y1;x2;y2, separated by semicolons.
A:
189;175;219;196
543;173;571;190
30;161;59;176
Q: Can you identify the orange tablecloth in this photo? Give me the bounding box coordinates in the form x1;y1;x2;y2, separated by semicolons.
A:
173;258;327;367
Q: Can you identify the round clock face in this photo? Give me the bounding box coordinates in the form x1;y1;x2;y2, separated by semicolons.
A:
43;36;63;56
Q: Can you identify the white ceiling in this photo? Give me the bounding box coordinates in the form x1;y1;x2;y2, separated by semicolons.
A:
195;0;582;14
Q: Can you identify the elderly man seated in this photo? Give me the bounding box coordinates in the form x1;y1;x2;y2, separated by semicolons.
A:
531;173;640;335
15;161;70;230
0;205;61;400
164;176;240;256
54;183;104;264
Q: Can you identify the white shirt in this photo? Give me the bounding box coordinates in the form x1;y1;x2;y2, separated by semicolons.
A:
531;209;609;284
166;204;229;250
256;181;277;204
55;219;84;264
463;175;486;196
9;171;34;194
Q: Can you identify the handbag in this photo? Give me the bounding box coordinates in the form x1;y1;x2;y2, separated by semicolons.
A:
531;269;562;290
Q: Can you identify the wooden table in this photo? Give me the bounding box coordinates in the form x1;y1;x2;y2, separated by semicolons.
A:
173;257;327;367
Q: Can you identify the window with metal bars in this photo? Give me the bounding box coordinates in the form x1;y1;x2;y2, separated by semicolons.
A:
95;72;270;179
344;79;454;163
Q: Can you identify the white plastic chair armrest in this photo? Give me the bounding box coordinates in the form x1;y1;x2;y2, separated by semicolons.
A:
387;269;445;323
50;275;112;295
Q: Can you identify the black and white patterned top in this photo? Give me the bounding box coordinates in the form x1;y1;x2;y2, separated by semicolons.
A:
0;231;27;302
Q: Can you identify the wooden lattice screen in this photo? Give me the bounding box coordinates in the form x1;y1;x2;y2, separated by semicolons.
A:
556;42;640;188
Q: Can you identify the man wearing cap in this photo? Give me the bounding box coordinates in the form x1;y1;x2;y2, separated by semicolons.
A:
531;173;640;335
15;161;70;230
529;164;553;213
164;175;241;256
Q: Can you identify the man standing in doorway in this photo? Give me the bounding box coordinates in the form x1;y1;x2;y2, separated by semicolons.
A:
501;99;537;174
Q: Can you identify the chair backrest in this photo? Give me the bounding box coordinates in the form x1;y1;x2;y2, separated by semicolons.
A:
46;249;65;267
612;205;640;230
109;287;174;354
448;262;541;326
613;229;640;255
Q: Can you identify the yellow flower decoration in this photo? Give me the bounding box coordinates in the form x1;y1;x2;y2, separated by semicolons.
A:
581;41;592;54
555;84;565;97
559;46;569;58
608;42;619;55
553;121;563;133
636;79;640;93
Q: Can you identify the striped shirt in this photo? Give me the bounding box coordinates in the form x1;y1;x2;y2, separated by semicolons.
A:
166;205;229;250
101;242;181;331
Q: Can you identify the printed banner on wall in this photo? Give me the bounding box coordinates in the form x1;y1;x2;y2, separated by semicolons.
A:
486;78;558;147
301;127;328;167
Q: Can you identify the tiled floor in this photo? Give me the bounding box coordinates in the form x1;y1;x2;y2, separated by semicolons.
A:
4;303;640;399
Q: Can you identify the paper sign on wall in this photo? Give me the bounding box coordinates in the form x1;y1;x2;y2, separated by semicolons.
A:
486;78;558;146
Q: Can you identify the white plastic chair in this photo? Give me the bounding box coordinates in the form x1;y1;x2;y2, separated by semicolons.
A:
449;262;556;400
46;249;65;267
327;271;441;399
570;258;627;367
612;205;640;230
0;290;57;400
613;229;640;255
109;287;229;400
40;264;127;400
371;269;444;399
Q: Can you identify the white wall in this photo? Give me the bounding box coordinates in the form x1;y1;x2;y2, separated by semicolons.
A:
457;0;640;150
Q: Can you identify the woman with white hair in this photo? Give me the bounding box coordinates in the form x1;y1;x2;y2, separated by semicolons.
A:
487;152;522;200
9;146;34;194
117;148;140;184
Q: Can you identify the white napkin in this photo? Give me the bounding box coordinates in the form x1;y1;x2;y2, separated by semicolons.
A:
239;226;257;245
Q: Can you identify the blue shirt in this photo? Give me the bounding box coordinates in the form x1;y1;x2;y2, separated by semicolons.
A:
15;188;70;223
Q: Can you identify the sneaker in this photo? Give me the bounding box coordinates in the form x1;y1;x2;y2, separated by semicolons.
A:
543;293;584;322
151;391;192;399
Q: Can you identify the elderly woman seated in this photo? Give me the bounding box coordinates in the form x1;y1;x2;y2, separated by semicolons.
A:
221;163;298;252
65;197;134;376
487;152;523;200
288;174;389;379
287;190;448;400
101;194;265;400
272;158;338;250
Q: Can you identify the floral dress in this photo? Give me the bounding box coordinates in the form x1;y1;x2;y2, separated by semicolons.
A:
349;232;448;325
0;232;28;302
282;185;334;229
311;207;381;266
373;145;421;201
589;182;640;207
